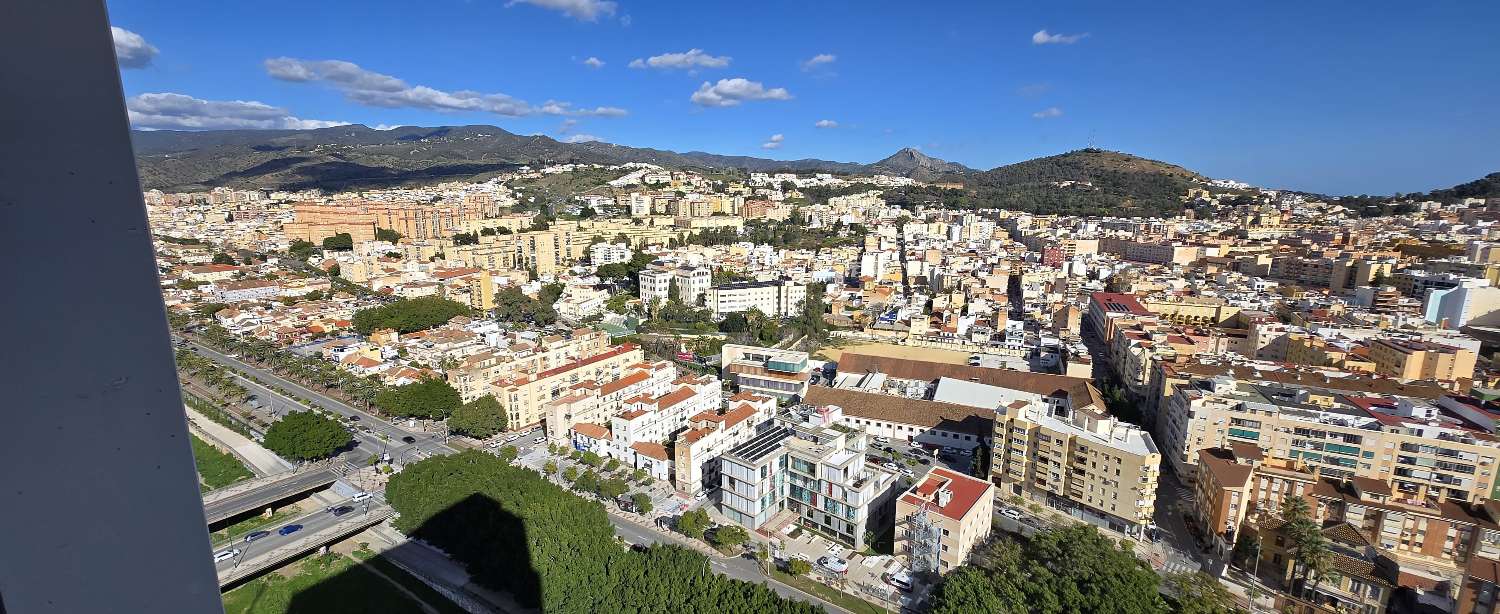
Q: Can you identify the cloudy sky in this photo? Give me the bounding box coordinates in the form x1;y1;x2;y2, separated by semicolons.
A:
109;0;1499;195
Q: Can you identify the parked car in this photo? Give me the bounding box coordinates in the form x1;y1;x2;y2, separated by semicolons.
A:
277;524;304;536
1001;508;1023;521
327;505;354;517
351;492;372;502
532;436;545;444
817;556;849;574
873;436;889;445
244;531;271;543
884;569;914;591
213;549;240;563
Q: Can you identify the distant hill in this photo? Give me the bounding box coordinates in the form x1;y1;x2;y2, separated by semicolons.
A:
131;124;882;192
884;148;1210;217
868;148;972;182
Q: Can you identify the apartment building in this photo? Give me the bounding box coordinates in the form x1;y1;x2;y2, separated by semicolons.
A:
895;467;995;575
1368;338;1478;383
1161;375;1500;504
489;343;644;430
718;405;901;551
213;279;281;302
707;279;807;318
673;392;777;495
1087;291;1155;340
541;360;675;443
720;344;811;400
992;393;1161;536
589;241;631;266
444;329;610;402
569;372;722;481
639;266;711;307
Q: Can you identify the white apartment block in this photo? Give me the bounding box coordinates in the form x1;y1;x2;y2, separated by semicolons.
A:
639;266;711;308
707;279;807;318
673;392;777;495
569;373;723;482
589;242;632;266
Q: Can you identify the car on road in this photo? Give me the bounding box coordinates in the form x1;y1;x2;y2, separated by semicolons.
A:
244;531;271;543
917;456;931;465
360;426;373;434
346;415;360;422
351;491;372;502
532;436;545;444
278;524;304;536
327;505;354;517
816;556;849;574
213;549;240;563
401;435;417;444
1001;508;1023;521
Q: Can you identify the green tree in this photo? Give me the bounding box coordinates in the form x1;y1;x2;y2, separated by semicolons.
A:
786;558;812;577
449;394;507;438
492;286;558;326
375;377;461;419
288;239;317;260
713;524;749;549
574;469;601;494
212;252;237;266
678;508;711;540
1164;571;1236;614
604;458;621;473
328;263;340;278
579;451;603;467
352;296;470;334
497;446;519;464
598;477;629;500
1231;531;1260;569
630;493;652;515
452;232;479;246
322;232;353;251
262;411;349;461
544;460;559;476
375;227;403;243
562;466;579;482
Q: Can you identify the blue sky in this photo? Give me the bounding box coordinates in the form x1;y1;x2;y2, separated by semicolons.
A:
109;0;1499;195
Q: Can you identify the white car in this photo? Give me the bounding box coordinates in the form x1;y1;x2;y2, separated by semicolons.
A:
885;569;914;591
872;436;889;445
1001;508;1023;521
816;556;849;574
533;436;545;444
213;549;241;563
351;491;372;502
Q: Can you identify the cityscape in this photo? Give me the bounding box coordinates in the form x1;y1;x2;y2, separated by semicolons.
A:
13;2;1500;614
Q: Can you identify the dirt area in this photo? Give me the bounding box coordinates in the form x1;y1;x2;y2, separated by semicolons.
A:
814;341;973;366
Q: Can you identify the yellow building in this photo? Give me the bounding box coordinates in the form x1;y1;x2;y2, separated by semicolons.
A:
895;467;994;575
489;343;645;430
1368;338;1477;383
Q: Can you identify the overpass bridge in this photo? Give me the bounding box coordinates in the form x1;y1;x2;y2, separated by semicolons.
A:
202;462;354;524
215;499;394;588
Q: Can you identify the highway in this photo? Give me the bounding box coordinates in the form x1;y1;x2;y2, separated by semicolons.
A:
202;467;340;524
214;495;392;587
183;338;453;463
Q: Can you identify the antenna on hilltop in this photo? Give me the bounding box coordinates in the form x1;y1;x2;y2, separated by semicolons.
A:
1087;129;1097;150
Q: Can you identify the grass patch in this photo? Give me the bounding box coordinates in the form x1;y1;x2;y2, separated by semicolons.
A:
364;555;470;614
211;508;300;547
772;570;886;614
191;434;253;491
222;553;448;614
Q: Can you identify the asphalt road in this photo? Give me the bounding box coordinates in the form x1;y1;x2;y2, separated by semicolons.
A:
203;468;339;524
213;495;384;573
183;339;452;463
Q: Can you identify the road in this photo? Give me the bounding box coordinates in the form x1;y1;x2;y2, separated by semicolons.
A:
214;495;390;580
183;338;452;464
203;468;340;524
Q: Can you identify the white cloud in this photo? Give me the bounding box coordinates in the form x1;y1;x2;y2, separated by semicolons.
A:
628;48;730;70
690;78;792;108
1032;29;1088;45
814;119;838;129
126;92;347;130
760;133;785;150
506;0;617;21
1032;107;1063;119
562;134;603;143
265;57;625;118
800;53;836;72
112;27;158;69
583;56;605;69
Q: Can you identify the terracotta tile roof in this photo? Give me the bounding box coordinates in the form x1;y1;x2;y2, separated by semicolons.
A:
804;386;992;437
630;441;669;461
1197;448;1253;487
655;386;698;411
535;344;639;380
835;352;1103;413
620;408;648;420
600;370;651;396
899;467;991;522
571;422;611;440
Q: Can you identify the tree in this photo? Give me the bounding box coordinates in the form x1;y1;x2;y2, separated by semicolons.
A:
452;232;479;246
574;469;601;494
449;394;507;438
492;286;558;326
304;289;325;301
328;264;340;278
598;477;629;500
375;227;403;243
604;458;621;473
544;460;559;476
595;263;629;280
713;524;749;549
262;411;349;461
579;451;603;467
322;233;354;251
1163;572;1236;614
562;466;579;482
678;508;711;539
375;377;461;420
212;252;237;266
630;493;652;515
288;239;317;260
352;296;470;334
497;446;519;464
786;558;812;577
1231;532;1260;569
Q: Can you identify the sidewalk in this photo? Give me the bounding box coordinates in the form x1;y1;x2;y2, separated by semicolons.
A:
185;404;292;475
